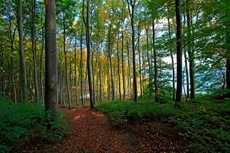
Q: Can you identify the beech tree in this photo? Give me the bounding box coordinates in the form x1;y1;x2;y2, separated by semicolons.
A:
45;0;58;115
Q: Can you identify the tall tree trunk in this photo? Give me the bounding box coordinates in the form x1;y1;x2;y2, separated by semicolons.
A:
75;38;79;105
99;39;103;101
83;0;94;108
63;21;71;109
145;25;151;96
80;26;84;105
70;60;73;103
40;21;45;104
129;0;137;101
107;61;110;101
18;0;27;102
175;0;183;104
186;0;195;99
10;29;17;103
127;41;130;97
138;24;142;97
122;25;126;100
108;24;115;101
32;0;39;104
152;20;158;102
117;29;121;101
62;77;66;107
29;67;33;101
92;45;96;104
167;7;175;101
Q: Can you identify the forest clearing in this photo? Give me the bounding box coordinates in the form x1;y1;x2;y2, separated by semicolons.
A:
0;0;230;152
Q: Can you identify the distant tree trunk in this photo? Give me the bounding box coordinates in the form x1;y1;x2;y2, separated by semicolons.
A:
84;68;87;100
145;24;151;96
99;39;103;101
117;29;121;101
29;67;33;101
108;24;115;101
122;25;126;100
138;24;142;97
40;21;45;104
45;0;58;116
97;65;99;102
127;41;130;97
18;0;27;102
75;38;79;105
32;0;39;104
80;26;84;105
92;46;96;104
10;28;17;103
63;21;71;109
107;61;110;101
152;20;158;102
175;0;183;104
70;60;73;103
62;77;66;107
167;9;175;101
186;0;195;99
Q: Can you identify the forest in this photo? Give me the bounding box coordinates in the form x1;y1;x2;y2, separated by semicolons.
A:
0;0;230;152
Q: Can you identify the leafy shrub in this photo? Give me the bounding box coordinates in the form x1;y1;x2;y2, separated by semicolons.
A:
0;97;70;152
96;96;230;152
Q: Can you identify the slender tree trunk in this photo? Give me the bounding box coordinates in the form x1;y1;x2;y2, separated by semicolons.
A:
152;20;158;102
167;6;175;101
107;61;110;101
99;39;103;101
175;0;183;104
63;21;71;109
70;60;73;103
186;0;195;99
75;38;79;105
10;31;17;103
122;26;126;100
92;46;96;104
29;67;33;101
80;26;84;105
138;24;142;97
32;0;39;104
62;77;66;107
145;26;151;96
117;29;121;101
0;44;3;97
18;0;27;102
85;68;87;100
108;24;115;101
130;1;137;101
40;23;45;104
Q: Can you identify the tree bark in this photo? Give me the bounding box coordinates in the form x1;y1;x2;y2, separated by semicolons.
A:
32;0;39;104
152;20;158;102
75;38;79;105
122;6;126;100
175;0;183;104
186;0;195;99
45;0;58;116
138;23;142;97
117;29;121;101
63;21;71;109
18;0;27;102
40;20;45;104
80;26;84;105
167;5;175;101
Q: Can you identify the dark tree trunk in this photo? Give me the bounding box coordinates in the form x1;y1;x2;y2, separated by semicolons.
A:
107;60;110;101
175;0;183;104
117;29;121;101
152;20;158;102
18;0;27;102
167;6;175;101
45;0;58;116
186;0;195;99
80;26;84;105
138;24;142;97
32;0;39;104
75;38;79;105
63;21;71;109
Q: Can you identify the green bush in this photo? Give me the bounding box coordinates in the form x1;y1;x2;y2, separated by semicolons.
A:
95;97;230;152
0;97;70;152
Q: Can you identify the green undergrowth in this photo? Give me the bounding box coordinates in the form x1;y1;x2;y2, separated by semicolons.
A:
95;95;230;152
0;97;71;152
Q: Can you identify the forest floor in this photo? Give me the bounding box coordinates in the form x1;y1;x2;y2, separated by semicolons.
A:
34;101;192;153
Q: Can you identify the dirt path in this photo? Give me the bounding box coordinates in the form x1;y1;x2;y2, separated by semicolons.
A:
58;107;133;153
